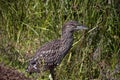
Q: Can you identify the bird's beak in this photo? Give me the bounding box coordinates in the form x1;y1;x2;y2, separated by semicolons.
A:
75;26;88;30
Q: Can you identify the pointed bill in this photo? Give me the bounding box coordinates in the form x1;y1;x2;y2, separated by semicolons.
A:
75;26;88;30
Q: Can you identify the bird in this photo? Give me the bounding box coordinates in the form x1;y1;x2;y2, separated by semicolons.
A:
26;20;88;80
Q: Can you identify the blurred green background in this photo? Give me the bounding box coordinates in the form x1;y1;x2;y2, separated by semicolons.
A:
0;0;120;80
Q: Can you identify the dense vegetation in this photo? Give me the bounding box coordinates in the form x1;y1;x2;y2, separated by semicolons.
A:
0;0;120;80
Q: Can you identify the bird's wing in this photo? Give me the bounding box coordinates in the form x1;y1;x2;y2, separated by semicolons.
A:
34;39;62;66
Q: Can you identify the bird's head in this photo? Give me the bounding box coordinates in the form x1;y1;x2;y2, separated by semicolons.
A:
62;20;88;34
26;58;40;74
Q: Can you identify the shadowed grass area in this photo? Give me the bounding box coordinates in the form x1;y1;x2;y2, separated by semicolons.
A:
0;63;31;80
0;0;120;80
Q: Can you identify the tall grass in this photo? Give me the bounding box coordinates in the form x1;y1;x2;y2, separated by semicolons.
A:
0;0;120;80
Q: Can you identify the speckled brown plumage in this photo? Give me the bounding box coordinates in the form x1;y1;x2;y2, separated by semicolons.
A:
26;20;88;80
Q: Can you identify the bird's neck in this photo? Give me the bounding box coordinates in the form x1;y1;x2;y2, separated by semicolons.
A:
55;32;74;65
61;32;73;41
61;32;74;51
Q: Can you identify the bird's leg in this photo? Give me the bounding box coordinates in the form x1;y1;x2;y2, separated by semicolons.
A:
49;68;56;80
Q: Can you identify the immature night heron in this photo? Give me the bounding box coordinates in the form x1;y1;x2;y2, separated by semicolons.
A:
26;20;88;80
